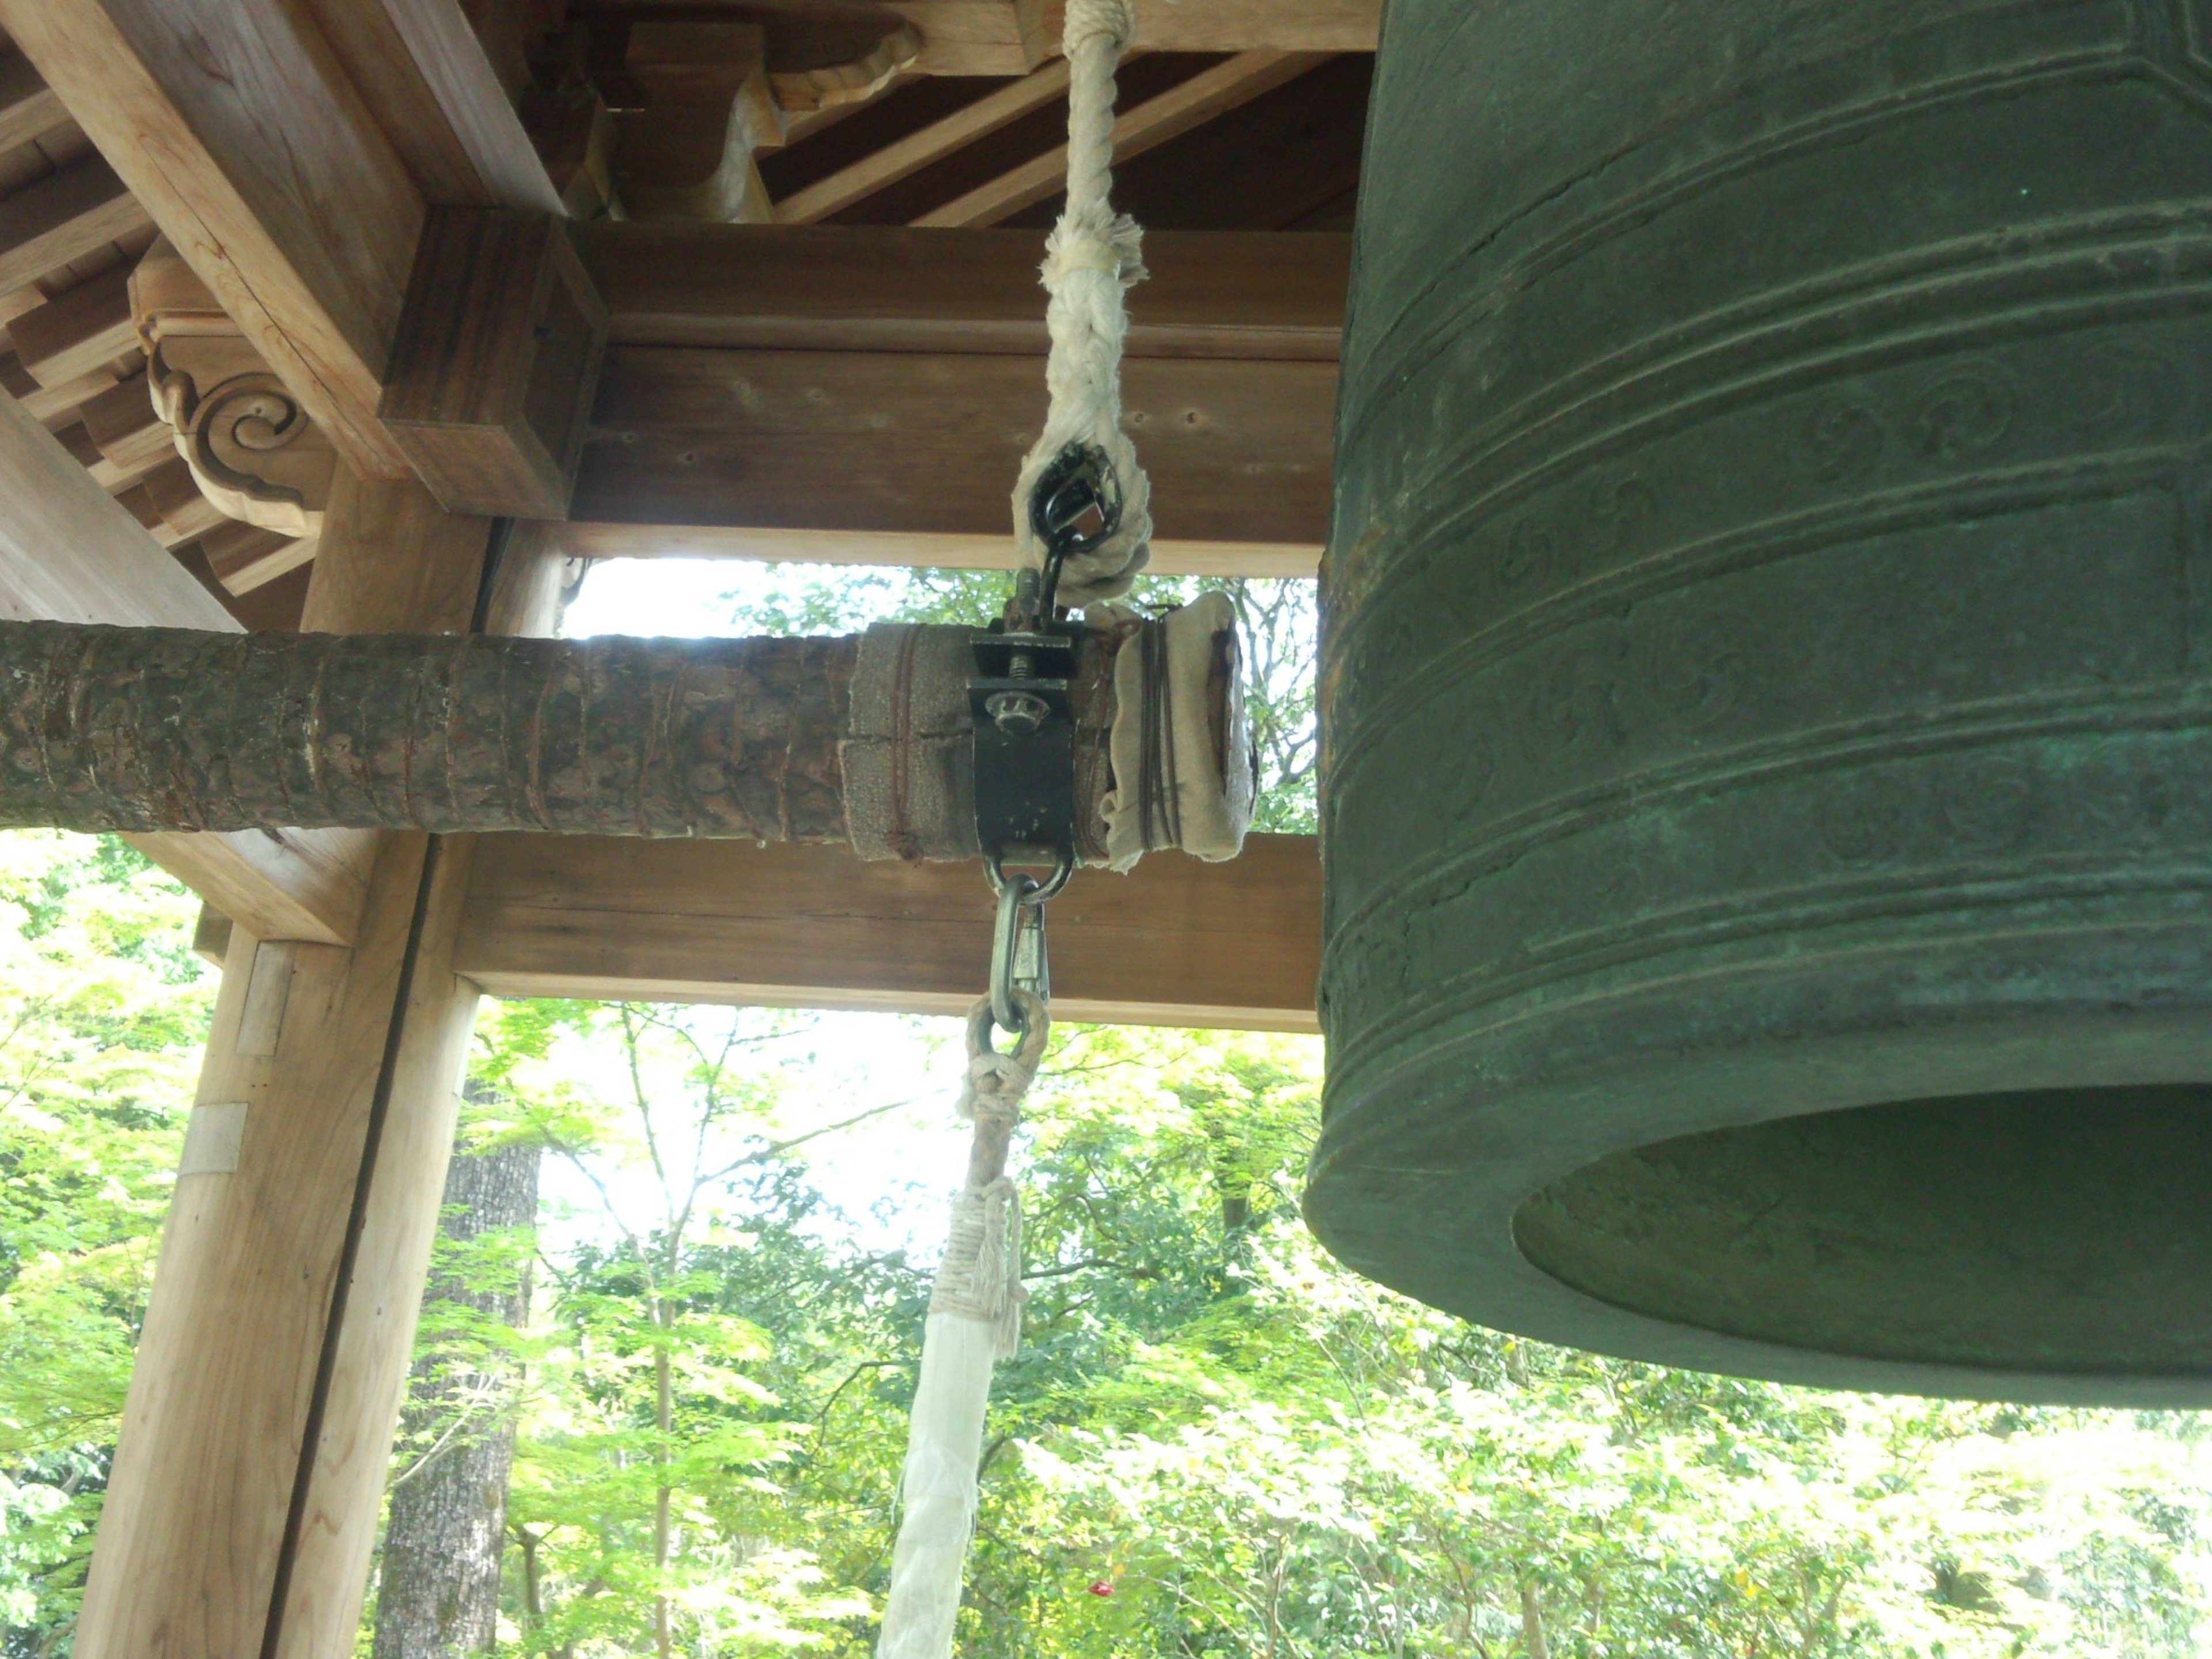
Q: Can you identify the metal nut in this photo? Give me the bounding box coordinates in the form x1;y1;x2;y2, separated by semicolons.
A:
986;690;1051;736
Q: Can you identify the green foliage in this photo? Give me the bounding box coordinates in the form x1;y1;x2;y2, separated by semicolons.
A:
475;1002;889;1657
0;832;212;1656
454;1006;2212;1658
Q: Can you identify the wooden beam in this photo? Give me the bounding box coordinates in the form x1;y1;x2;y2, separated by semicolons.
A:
457;832;1322;1031
0;154;152;292
300;0;565;214
201;518;317;594
589;0;1378;73
1038;0;1379;53
7;265;135;388
915;51;1328;228
771;59;1073;224
76;474;560;1659
0;388;372;944
575;344;1335;549
577;223;1347;359
78;369;169;478
553;520;1321;577
0;50;67;154
560;226;1344;569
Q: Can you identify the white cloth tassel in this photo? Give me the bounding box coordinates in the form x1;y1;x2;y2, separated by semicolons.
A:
877;998;1049;1659
878;1312;1001;1659
1010;0;1152;607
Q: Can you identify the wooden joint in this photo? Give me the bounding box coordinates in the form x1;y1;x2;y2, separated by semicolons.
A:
613;21;780;223
378;208;609;520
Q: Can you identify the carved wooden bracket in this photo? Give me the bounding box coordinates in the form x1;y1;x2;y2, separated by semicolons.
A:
770;24;923;115
607;17;926;222
130;239;338;541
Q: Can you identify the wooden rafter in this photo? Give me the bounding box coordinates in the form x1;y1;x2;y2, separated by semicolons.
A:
7;262;132;385
0;51;64;154
915;50;1330;228
772;58;1073;224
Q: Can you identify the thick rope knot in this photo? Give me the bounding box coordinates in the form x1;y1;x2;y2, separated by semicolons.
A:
1010;0;1153;608
1061;0;1137;55
959;1050;1035;1125
1040;214;1145;287
929;1177;1028;1357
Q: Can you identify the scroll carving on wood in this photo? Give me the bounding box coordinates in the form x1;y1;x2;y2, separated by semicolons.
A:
130;239;338;541
770;23;923;115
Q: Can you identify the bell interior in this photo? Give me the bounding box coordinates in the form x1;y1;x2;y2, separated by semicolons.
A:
1512;1085;2212;1378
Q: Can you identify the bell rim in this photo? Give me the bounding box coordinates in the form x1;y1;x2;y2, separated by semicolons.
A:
1307;967;2212;1407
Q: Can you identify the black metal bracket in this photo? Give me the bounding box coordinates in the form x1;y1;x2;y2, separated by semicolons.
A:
969;622;1081;880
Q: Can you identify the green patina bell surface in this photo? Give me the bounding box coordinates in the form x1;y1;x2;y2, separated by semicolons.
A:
1309;0;2212;1404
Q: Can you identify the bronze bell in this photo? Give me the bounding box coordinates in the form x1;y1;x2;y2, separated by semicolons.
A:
1307;0;2212;1404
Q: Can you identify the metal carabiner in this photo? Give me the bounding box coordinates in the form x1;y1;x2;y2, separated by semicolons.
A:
988;870;1045;1037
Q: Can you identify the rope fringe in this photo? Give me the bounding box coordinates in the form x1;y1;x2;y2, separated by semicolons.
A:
876;996;1051;1659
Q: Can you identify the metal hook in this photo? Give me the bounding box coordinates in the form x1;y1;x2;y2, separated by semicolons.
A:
989;872;1045;1036
1028;442;1121;616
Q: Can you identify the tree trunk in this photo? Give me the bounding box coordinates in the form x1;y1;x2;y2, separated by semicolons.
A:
654;1296;674;1659
1519;1581;1550;1659
372;1132;541;1659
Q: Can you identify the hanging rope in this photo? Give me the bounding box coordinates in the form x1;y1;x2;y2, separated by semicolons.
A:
878;10;1150;1647
1010;0;1152;608
877;995;1050;1659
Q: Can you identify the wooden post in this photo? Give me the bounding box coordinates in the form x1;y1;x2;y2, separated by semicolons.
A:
74;478;564;1659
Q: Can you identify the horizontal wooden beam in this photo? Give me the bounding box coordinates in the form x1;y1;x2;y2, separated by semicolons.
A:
576;344;1335;550
0;155;151;294
1071;0;1378;53
0;50;67;153
868;0;1378;71
565;226;1342;565
578;224;1347;359
8;266;135;388
0;388;371;944
552;521;1320;577
457;832;1321;1031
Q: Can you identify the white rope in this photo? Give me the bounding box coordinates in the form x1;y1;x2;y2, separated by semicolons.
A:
876;995;1050;1659
1009;0;1152;608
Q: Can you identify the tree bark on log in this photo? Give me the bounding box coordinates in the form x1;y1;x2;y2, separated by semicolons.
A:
372;1130;540;1659
0;620;855;841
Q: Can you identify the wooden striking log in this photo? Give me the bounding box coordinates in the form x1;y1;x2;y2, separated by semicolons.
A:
0;622;856;842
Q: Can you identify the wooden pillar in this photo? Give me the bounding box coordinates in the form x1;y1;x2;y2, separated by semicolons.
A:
75;474;565;1659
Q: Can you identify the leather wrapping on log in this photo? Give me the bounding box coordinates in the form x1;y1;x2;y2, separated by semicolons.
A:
0;620;855;841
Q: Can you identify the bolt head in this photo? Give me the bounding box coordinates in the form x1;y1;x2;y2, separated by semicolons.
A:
987;690;1051;736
